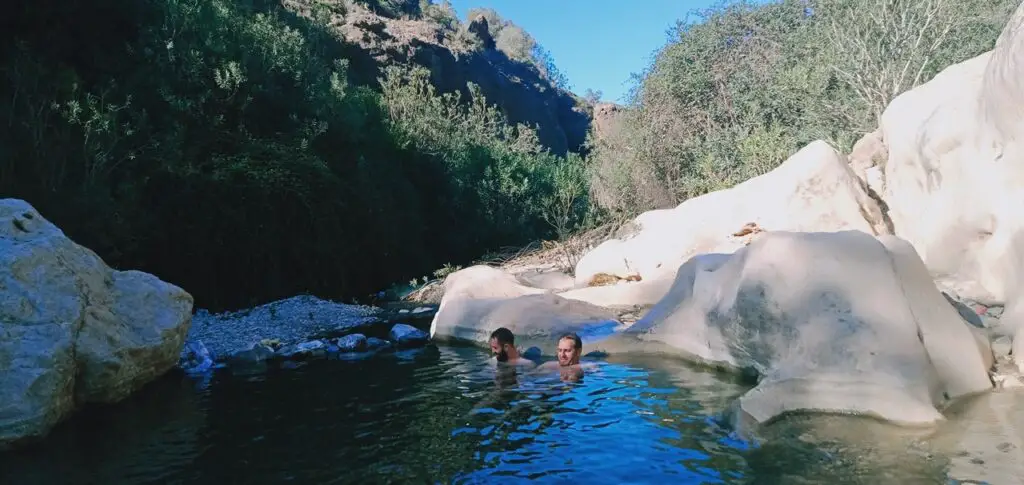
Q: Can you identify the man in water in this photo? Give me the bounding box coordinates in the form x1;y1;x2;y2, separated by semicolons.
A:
489;327;536;369
537;332;589;382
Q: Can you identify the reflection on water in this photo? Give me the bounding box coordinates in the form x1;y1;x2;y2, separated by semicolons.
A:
0;345;1017;484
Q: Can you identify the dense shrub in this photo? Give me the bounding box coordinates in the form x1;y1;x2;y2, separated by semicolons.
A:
0;0;590;311
588;0;1015;217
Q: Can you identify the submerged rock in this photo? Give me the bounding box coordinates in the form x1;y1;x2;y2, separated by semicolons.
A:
277;339;328;360
0;198;193;450
179;340;214;374
336;334;368;352
366;337;392;351
390;324;429;348
227;344;276;366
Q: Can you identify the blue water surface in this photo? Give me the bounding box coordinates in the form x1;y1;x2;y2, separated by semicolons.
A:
0;344;957;484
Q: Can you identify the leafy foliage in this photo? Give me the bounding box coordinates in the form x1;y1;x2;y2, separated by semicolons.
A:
0;0;591;311
588;0;1014;217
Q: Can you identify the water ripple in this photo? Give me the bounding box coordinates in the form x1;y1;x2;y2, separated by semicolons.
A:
0;344;980;484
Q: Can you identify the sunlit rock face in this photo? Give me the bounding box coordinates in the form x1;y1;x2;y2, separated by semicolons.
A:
608;230;992;426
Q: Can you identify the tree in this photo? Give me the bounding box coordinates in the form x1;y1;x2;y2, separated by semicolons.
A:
824;0;1007;129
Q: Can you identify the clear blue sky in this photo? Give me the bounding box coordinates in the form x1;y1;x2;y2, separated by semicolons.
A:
448;0;719;104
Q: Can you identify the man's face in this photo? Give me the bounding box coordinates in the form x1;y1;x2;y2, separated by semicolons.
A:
490;338;509;362
557;338;579;366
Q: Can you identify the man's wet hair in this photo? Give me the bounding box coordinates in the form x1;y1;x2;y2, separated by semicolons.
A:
559;332;582;351
490;327;515;346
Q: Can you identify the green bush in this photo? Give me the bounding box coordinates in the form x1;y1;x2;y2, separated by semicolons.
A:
588;0;1014;217
0;0;591;311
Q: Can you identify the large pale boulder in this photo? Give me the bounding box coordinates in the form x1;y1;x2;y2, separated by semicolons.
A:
876;3;1024;371
0;199;193;450
879;3;1024;308
574;141;888;294
429;265;622;350
601;230;992;426
879;51;1001;303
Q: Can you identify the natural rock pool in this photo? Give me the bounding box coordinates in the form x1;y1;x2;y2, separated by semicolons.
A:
1;344;1020;484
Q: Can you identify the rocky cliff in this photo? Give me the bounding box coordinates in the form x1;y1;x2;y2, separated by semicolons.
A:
284;0;592;155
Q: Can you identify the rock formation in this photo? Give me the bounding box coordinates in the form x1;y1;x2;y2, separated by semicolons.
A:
285;0;591;155
855;1;1024;370
0;199;193;450
573;140;889;292
610;231;992;425
430;231;994;426
429;265;623;349
590;102;625;142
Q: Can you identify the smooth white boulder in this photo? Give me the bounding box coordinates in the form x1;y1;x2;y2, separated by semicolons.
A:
429;265;622;350
879;2;1024;308
0;199;193;450
574;140;887;297
611;230;992;426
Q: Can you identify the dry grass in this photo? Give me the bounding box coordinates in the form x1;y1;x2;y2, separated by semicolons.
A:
403;219;633;303
478;221;627;275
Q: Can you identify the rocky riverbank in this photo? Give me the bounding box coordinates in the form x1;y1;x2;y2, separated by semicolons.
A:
178;295;437;374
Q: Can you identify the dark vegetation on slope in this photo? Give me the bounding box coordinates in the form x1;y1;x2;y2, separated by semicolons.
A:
0;0;593;311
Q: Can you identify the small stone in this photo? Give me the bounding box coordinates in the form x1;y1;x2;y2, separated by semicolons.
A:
389;323;429;347
228;344;275;365
365;337;391;350
336;334;368;352
179;340;214;374
259;338;282;350
277;339;327;359
296;340;325;352
997;442;1016;452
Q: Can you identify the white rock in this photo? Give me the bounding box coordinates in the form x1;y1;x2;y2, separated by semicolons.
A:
0;199;193;450
574;140;887;303
879;3;1024;308
603;230;992;426
429;265;622;350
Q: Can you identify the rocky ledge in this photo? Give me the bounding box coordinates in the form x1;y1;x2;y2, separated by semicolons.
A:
178;295;436;374
1;199;194;451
